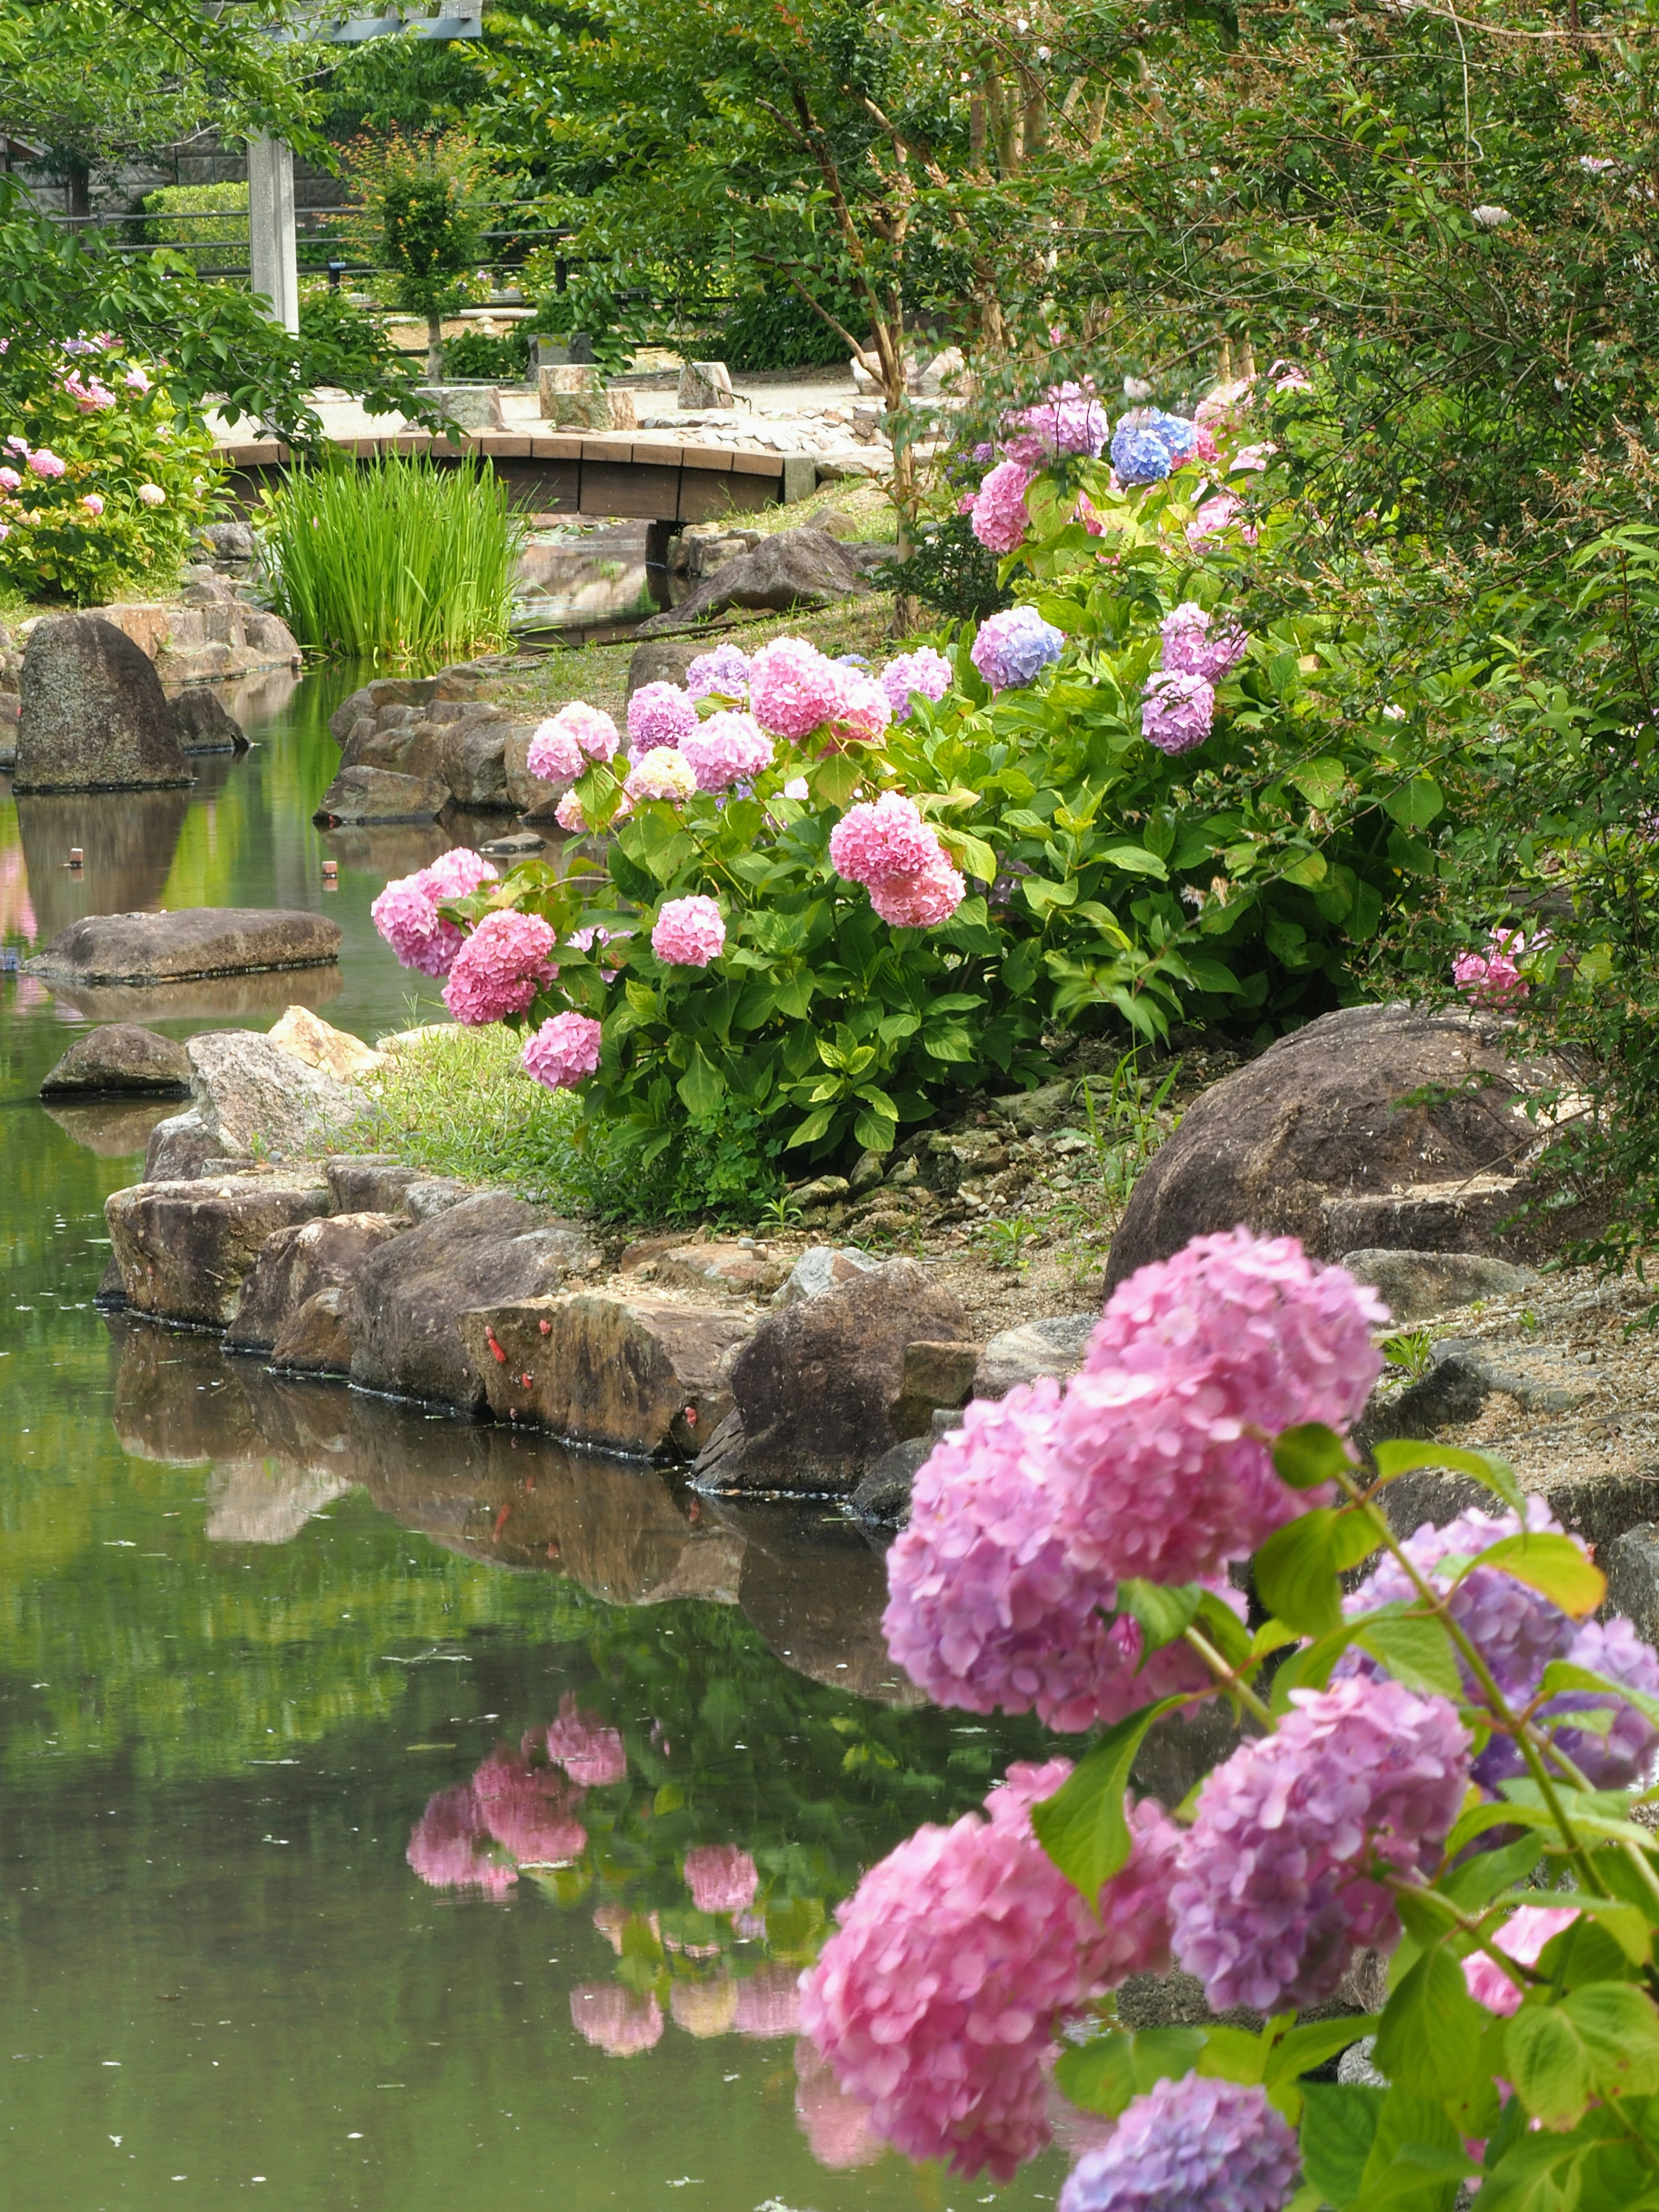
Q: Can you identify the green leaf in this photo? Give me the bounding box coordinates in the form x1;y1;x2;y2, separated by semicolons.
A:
1349;1608;1464;1699
1371;1439;1524;1517
1382;775;1445;828
1505;2005;1595;2131
1374;1949;1487;2097
1255;1507;1383;1635
1440;1832;1545;1912
1273;1421;1353;1490
1463;1534;1606;1620
1292;756;1349;809
1118;1580;1204;1653
675;1047;726;1118
1300;2081;1384;2210
1054;2033;1136;2117
1031;1699;1187;1897
809;750;864;807
1096;840;1170;880
1268;2016;1384;2090
1280;847;1330;888
1562;1981;1659;2094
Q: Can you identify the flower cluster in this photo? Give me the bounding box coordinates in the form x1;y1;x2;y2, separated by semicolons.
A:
572;1985;664;2057
442;909;556;1024
544;1692;627;1787
971;605;1065;692
829;791;965;931
686;641;752;700
652;893;726;966
748;634;845;739
683;1844;760;1916
625;747;698;805
370;845;498;976
799;1761;1179;2181
407;1740;589;1898
970;458;1035;553
527;700;620;781
880;646;953;717
1142;671;1216;756
680;709;774;793
1001;382;1111;468
1453;925;1534;1005
1160;602;1247;684
825;663;892;744
626;680;699;750
522;1009;603;1091
1109;409;1212;485
1170;1677;1471;2011
1058;2077;1301;2212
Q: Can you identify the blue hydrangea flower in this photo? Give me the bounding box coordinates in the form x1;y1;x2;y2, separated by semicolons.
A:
1150;409;1201;462
1110;419;1174;484
969;606;1065;693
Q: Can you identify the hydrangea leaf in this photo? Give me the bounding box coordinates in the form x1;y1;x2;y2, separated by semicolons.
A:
1382;775;1445;828
1273;1421;1353;1491
1464;1534;1606;1620
1298;2081;1384;2210
1030;1697;1187;1897
1118;1578;1205;1653
1256;1507;1382;1636
1349;1608;1464;1700
1370;1440;1525;1517
1374;1948;1487;2097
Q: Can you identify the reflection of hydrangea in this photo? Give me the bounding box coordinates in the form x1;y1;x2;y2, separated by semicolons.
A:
686;642;752;700
1142;670;1216;755
970;459;1035;553
880;646;953;717
801;1761;1179;2183
1160;602;1247;683
1051;1229;1385;1587
407;1782;516;1898
970;606;1064;692
1171;1677;1470;2012
522;1011;604;1091
1001;383;1110;467
683;1843;759;1916
652;894;726;967
546;1692;627;1786
681;710;773;792
1058;2077;1300;2212
734;1962;803;2039
571;1985;664;2056
471;1748;587;1864
749;635;843;738
441;910;556;1024
624;747;697;805
795;2038;884;2170
626;680;699;750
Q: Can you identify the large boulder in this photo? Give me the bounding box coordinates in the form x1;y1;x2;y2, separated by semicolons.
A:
637;529;867;635
457;1292;756;1457
38;1023;191;1096
168;687;247;754
312;765;448;825
168;1028;360;1163
345;1193;601;1411
13;613;192;792
334;700;514;810
226;1211;405;1353
105;1173;333;1326
266;1005;384;1086
690;1257;968;1493
1106;1004;1567;1287
974;1314;1096;1398
24;907;340;988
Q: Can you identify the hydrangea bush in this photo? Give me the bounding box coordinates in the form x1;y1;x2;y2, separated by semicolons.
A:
369;382;1459;1178
0;337;220;603
800;1227;1659;2207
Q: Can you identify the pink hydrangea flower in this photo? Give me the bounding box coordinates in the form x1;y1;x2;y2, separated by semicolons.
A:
527;717;583;780
1049;1229;1385;1587
652;894;725;966
423;847;498;902
1187;491;1257;548
555;788;590;832
800;1761;1179;2183
563;700;620;759
4;435;29;455
1058;2076;1300;2212
406;1782;516;1898
686;642;751;699
1464;1905;1579;2017
27;448;67;480
471;1748;588;1864
869;853;966;928
0;523;10;542
80;493;105;515
880;647;953;717
1453;926;1532;1005
825;664;893;744
137;482;166;506
830;791;941;885
684;1843;759;1916
571;1985;664;2056
681;709;774;792
1141;670;1216;755
748;635;843;739
624;747;697;804
545;1693;627;1786
441;909;556;1024
124;365;152;394
370;848;497;976
627;680;699;750
970;459;1035;553
522;1011;603;1091
1171;1677;1471;2012
1160;601;1247;683
1000;383;1110;467
0;467;18;492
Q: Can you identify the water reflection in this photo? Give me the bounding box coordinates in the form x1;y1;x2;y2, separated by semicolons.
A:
41;1093;181;1157
16;785;193;943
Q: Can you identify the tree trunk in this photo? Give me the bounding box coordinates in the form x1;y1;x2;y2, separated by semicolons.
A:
64;155;91;221
427;311;444;382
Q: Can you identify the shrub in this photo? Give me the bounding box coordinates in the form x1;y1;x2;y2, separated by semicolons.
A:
882;510;1013;620
442;328;530;382
720;280;855;371
257;450;525;664
0;338;221;604
139;183;249;276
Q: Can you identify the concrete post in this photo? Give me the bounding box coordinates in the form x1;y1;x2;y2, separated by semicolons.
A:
248;132;300;334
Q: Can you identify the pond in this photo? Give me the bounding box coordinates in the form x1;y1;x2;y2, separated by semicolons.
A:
0;669;1070;2208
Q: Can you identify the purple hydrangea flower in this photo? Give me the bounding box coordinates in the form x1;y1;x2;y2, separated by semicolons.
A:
685;642;751;700
1142;671;1216;755
880;646;953;718
1543;1615;1659;1788
1170;1677;1471;2013
626;681;699;750
970;607;1064;692
1058;2076;1301;2212
1161;602;1248;683
1001;382;1110;468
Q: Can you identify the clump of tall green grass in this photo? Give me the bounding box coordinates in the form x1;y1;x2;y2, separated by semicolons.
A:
258;452;527;665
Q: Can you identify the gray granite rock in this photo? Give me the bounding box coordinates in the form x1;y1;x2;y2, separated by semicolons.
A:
973;1313;1096;1398
14;613;192;792
39;1023;191;1096
25;907;340;987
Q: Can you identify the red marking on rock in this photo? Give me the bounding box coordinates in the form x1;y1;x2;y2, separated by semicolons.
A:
486;1327;507;1364
539;1318;552;1335
493;1503;512;1538
546;1540;561;1560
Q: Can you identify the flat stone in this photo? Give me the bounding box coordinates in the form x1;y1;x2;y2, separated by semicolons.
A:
413;382;505;432
181;1029;360;1162
266;1004;384;1086
226;1211;405;1353
1339;1246;1540;1324
269;1284;357;1376
325;1156;425;1214
345;1193;601;1412
457;1291;755;1456
691;1258;968;1493
314;764;448;824
974;1313;1097;1398
653;1242;788;1299
13;613;192;792
888;1339;979;1438
1324;1178;1534;1258
677;360;735;409
480;830;545;857
39;1023;191;1096
105;1173;332;1327
168;687;247;754
25;907;340;987
990;1079;1077;1136
404;1178;479;1221
639;528;867;636
773;1245;881;1305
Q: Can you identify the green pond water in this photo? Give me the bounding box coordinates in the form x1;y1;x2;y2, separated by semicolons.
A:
0;668;1072;2209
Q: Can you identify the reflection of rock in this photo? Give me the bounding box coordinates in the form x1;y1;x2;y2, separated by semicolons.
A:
318;823;456;880
204;1459;352;1543
41;962;344;1027
110;1314;262;1462
168;687;247;754
40;1022;191;1095
13;614;192;792
105;1172;332;1326
14;785;192;946
716;1499;923;1706
25;906;341;988
42;1095;179;1159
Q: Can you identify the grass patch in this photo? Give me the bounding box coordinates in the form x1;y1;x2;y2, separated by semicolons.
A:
258;450;526;665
